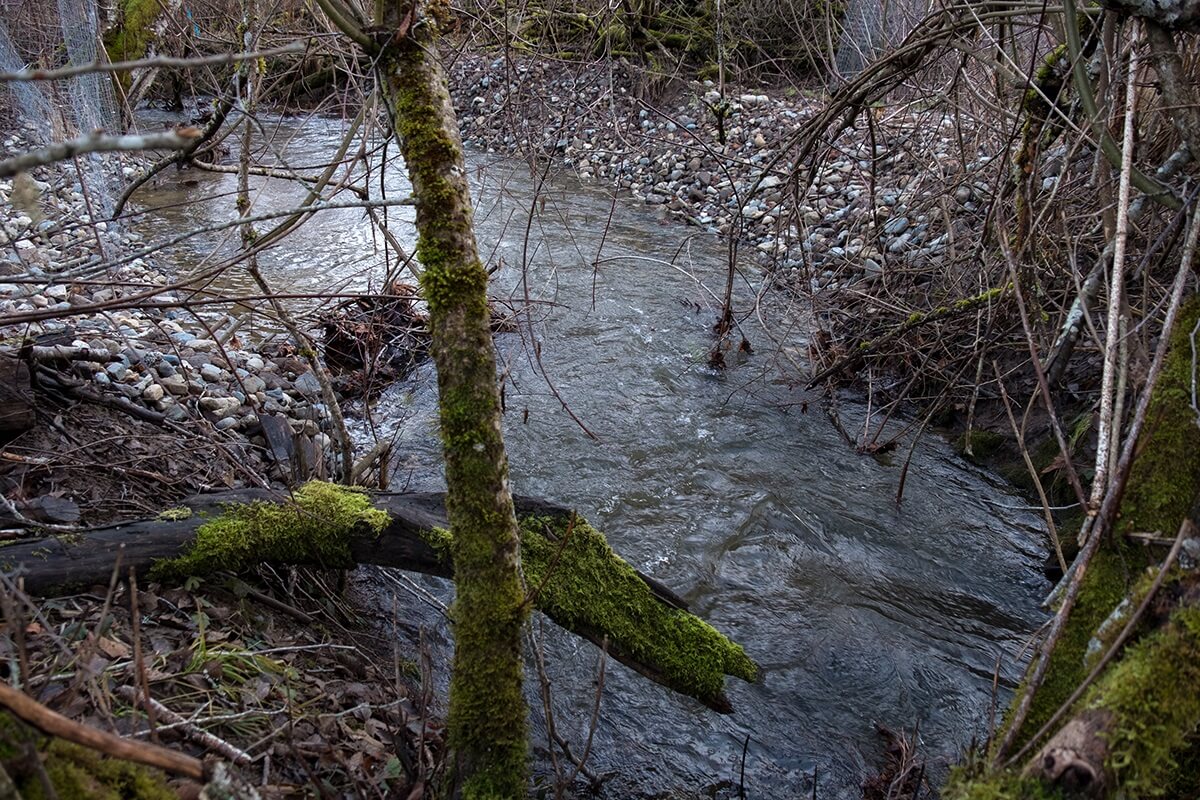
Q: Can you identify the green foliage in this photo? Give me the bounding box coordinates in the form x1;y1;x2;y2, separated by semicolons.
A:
520;513;758;700
1088;606;1200;795
0;712;176;800
151;481;389;581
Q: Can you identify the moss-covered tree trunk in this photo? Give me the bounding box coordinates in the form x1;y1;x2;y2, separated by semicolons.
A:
373;2;529;795
945;296;1200;798
102;0;182;108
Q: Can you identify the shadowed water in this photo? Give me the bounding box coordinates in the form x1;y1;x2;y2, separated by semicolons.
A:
133;113;1049;798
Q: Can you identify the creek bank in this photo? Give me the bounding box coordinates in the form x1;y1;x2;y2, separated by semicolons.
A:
447;51;998;293
0;124;345;516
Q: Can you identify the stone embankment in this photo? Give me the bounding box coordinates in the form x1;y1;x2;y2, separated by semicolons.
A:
448;53;1013;294
0;124;336;494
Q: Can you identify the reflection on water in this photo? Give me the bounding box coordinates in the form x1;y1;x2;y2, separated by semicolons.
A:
133;114;1048;798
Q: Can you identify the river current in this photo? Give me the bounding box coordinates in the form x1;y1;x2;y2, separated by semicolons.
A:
134;112;1049;798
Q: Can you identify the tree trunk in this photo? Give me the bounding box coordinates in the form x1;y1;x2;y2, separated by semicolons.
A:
947;298;1200;797
374;3;528;794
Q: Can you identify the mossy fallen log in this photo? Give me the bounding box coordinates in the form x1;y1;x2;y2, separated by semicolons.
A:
1;482;756;713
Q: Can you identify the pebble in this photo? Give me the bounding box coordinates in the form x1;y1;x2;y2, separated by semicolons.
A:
293;372;322;397
159;374;189;395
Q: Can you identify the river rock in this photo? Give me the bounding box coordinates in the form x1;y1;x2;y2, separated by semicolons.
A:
200;396;241;419
160;374;188;395
293;372;322;397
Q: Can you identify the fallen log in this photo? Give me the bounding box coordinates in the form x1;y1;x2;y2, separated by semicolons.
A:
1;483;755;713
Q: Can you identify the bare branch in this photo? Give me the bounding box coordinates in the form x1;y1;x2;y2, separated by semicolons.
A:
0;131;195;178
0;42;307;83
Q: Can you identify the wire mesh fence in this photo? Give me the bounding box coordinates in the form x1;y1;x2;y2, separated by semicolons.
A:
0;0;121;213
835;0;931;76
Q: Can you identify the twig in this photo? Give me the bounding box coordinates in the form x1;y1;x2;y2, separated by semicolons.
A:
0;683;204;779
995;190;1200;760
1091;45;1140;509
994;363;1067;575
0;42;307;83
115;687;251;766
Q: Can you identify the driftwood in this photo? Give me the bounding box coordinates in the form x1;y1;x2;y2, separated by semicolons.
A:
1;489;746;712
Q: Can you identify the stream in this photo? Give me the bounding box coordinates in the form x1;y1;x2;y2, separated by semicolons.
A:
133;112;1050;798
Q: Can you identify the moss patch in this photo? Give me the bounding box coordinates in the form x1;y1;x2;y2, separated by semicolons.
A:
1006;544;1132;749
1118;297;1200;538
151;481;389;581
941;766;1064;800
0;712;176;800
1002;298;1200;758
425;512;757;704
1086;606;1200;795
519;513;757;701
955;429;1007;464
103;0;167;64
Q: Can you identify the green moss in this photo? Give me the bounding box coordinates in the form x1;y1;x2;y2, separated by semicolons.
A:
955;429;1007;463
0;713;175;800
1006;545;1132;748
156;507;192;522
421;524;453;557
942;765;1064;800
997;298;1200;772
1118;297;1200;537
383;23;530;797
1086;606;1200;795
425;512;756;705
519;513;757;700
103;0;167;66
150;481;389;581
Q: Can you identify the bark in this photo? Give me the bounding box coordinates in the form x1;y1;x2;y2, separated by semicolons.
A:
367;3;530;794
0;488;751;714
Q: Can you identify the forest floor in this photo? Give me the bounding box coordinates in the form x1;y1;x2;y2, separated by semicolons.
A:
0;121;447;797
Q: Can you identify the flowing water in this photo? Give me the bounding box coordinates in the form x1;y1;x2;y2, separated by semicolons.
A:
133;113;1050;798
